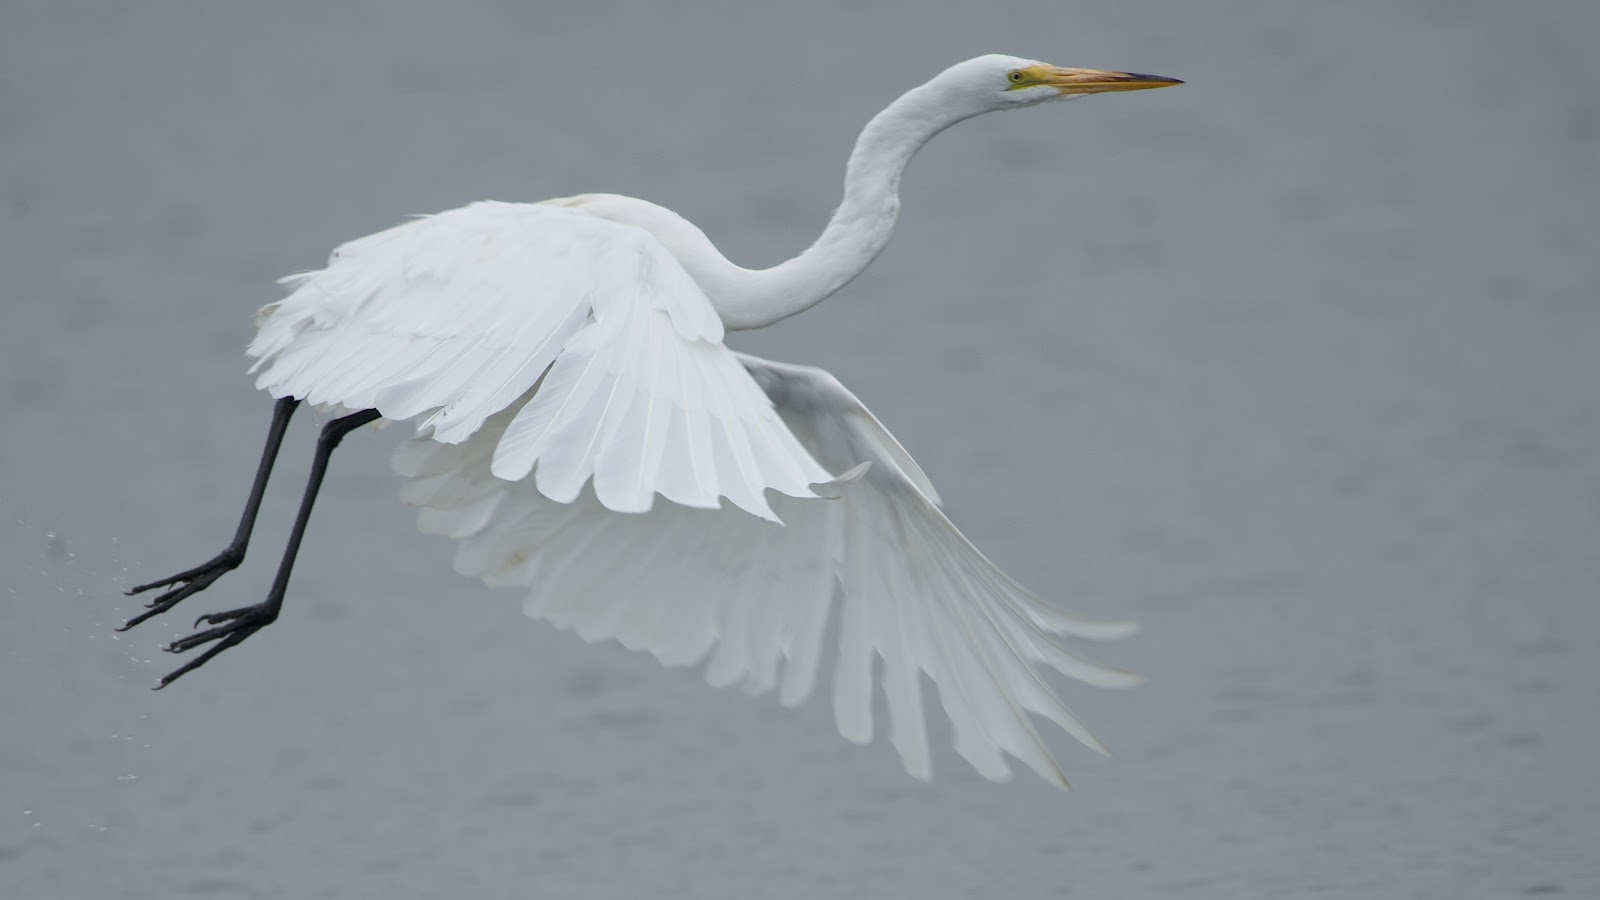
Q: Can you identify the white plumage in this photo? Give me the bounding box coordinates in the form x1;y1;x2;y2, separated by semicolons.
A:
133;54;1183;785
251;202;824;521
388;352;1141;784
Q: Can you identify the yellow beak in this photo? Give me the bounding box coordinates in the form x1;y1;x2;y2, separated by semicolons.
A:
1012;65;1184;95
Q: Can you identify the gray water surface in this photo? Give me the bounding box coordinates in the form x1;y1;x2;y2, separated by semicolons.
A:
4;2;1597;897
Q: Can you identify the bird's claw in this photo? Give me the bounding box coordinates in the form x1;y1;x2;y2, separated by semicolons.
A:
118;550;244;632
125;547;244;597
190;605;255;631
166;604;275;653
155;603;277;689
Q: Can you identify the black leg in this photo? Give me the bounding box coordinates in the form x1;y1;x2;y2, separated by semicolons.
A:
120;396;301;631
155;407;382;689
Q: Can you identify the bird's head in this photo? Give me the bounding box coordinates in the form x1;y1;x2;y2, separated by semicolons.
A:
932;53;1182;114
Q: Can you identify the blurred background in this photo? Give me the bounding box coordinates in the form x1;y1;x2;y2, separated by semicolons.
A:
3;1;1596;897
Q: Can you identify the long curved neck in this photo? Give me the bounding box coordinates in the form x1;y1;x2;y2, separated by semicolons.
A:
711;81;974;330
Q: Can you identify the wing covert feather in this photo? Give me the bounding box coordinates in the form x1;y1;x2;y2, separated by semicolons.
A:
248;201;826;518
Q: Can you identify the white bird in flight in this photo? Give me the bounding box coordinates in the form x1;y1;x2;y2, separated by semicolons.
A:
124;54;1181;786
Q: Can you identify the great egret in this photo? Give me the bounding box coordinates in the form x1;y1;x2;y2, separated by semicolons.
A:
124;54;1181;786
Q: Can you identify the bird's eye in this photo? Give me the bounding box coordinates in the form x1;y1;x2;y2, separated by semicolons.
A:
1008;71;1025;83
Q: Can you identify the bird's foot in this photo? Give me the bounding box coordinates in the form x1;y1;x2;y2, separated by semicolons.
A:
118;548;244;631
154;602;279;689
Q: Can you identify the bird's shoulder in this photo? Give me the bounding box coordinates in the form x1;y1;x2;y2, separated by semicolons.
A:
539;193;721;261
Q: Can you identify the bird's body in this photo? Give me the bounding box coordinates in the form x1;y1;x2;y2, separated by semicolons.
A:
126;54;1181;786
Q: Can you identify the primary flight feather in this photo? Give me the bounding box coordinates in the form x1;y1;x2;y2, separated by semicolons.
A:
124;54;1182;786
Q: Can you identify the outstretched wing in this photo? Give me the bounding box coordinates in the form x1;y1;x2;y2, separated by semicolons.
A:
392;351;1141;786
247;201;829;520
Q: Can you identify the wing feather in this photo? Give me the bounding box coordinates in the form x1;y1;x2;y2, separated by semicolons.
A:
249;201;826;517
390;353;1140;786
833;509;877;745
